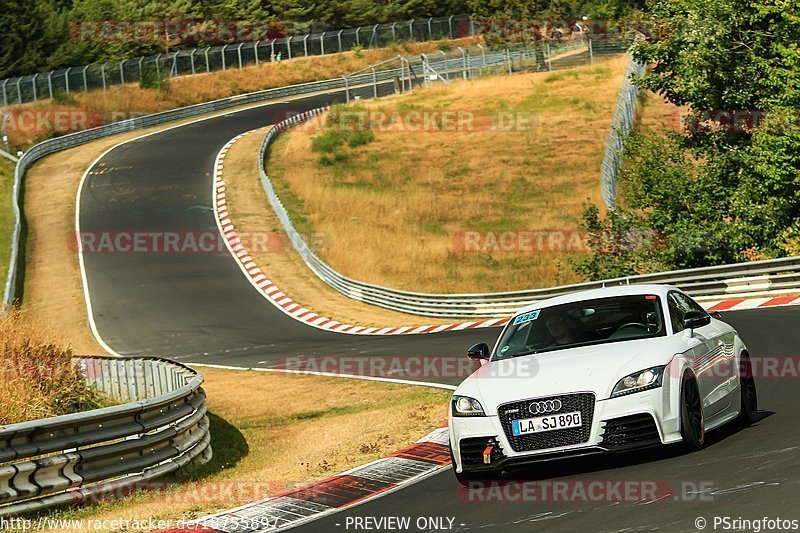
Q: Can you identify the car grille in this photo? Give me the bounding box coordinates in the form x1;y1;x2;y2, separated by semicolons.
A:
497;393;595;452
600;413;661;450
459;436;504;468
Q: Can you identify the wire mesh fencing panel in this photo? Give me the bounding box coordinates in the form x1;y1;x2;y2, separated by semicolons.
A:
0;14;473;106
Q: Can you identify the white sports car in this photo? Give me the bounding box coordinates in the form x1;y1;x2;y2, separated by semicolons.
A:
449;284;758;484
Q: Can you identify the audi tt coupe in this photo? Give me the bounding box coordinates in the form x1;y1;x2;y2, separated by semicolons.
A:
448;284;758;484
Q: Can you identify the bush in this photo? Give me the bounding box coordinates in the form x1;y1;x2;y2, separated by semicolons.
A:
347;129;374;148
311;131;347;153
0;309;106;424
351;44;364;58
52;89;75;104
140;63;170;91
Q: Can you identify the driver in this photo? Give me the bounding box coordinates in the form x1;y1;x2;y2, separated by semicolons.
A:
545;312;578;346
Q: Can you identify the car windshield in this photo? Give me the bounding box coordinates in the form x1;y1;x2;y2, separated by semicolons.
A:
493;294;666;360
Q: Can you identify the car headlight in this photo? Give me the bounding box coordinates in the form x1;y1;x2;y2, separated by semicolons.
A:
611;366;666;397
452;395;486;417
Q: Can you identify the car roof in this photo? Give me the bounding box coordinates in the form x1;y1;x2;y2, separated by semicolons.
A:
513;284;678;316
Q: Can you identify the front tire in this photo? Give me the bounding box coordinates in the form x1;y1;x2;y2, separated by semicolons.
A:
738;353;759;425
680;373;705;451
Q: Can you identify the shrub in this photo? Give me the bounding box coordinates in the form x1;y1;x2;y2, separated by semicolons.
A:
0;309;106;424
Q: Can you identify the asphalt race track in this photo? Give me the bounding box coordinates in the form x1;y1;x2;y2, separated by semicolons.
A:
78;88;800;531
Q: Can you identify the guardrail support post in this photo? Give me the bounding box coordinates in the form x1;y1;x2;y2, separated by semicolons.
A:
32;74;38;101
391;23;396;42
337;30;343;52
355;27;360;47
237;43;244;69
47;71;53;99
427;18;433;40
408;20;413;41
303;34;309;56
221;45;227;70
82;66;89;91
254;40;260;65
2;79;7;106
204;48;211;72
589;38;594;65
119;60;125;85
320;33;325;55
287;36;293;59
371;66;377;98
439;50;449;81
547;43;553;71
458;47;467;80
449;15;454;38
189;48;197;74
343;75;350;103
372;24;378;47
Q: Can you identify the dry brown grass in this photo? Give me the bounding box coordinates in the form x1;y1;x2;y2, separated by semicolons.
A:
0;308;105;424
44;366;450;532
221;127;451;327
269;55;629;293
5;39;475;150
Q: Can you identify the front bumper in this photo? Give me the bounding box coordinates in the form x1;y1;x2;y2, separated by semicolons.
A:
449;387;683;473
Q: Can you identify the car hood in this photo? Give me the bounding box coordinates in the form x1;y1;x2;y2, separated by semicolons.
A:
457;336;681;414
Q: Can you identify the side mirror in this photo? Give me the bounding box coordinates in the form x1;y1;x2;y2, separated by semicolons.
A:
467;343;490;361
683;310;711;330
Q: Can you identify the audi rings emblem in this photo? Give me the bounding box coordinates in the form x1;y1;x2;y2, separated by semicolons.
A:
529;399;562;415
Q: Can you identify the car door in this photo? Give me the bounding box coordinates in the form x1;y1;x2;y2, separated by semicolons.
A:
668;291;728;417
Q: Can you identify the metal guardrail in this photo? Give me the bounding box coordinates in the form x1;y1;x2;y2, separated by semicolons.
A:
0;356;209;517
260;112;800;319
600;55;646;208
1;42;550;306
0;15;473;106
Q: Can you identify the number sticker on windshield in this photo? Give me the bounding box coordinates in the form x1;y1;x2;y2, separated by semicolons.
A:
513;310;540;325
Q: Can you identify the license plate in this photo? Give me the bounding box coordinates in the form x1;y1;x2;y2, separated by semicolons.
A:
511;411;582;436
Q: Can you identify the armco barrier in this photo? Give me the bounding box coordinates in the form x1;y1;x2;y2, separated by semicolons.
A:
3;45;530;306
0;356;209;517
260;112;800;319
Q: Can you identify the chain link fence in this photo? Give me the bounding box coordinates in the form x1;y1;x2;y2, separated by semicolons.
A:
601;55;646;208
0;15;473;106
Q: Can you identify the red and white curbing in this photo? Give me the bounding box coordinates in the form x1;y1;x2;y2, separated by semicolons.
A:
701;294;800;312
213;128;508;336
157;426;452;533
215;128;800;336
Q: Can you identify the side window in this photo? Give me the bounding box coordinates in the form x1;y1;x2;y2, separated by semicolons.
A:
684;294;708;315
667;293;686;333
669;291;707;333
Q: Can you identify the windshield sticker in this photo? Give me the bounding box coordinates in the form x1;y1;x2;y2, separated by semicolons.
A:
513;310;540;325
